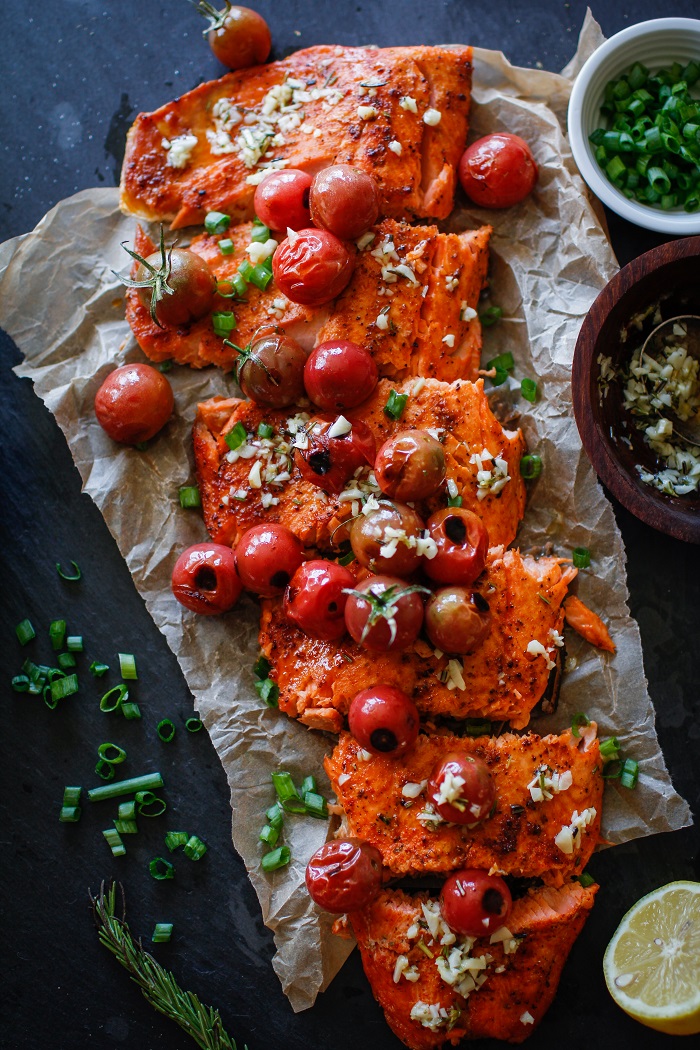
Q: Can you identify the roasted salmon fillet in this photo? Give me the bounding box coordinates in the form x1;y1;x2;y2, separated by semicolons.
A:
347;882;598;1048
260;548;575;733
326;729;603;883
120;45;473;229
194;378;525;551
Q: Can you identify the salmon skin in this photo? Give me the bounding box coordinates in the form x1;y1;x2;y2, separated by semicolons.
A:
347;881;597;1048
259;548;574;733
325;729;603;883
124;220;491;378
120;45;473;229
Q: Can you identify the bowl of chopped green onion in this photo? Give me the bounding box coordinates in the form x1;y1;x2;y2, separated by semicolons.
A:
568;18;700;234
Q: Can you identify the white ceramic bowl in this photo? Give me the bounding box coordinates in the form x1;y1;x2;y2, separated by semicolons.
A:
568;18;700;235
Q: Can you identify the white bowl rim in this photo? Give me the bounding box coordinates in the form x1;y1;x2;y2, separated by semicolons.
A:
568;17;700;235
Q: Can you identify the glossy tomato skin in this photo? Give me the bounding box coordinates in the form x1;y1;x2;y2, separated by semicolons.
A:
348;685;419;757
171;543;243;615
206;5;271;69
350;502;426;576
424;508;489;585
272;229;354;307
374;430;446;502
294;418;375;495
235;524;304;597
304;340;378;412
136;249;216;328
427;752;496;825
283;560;356;641
254;169;312;232
309;165;381;240
95;363;174;444
440;869;512;936
344;574;425;652
238;332;307;408
458;133;538;209
305;838;383;913
424;587;491;654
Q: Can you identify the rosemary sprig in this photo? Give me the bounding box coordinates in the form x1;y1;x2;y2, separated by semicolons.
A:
90;882;244;1050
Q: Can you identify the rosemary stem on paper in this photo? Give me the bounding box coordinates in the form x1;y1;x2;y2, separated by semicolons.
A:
90;882;245;1050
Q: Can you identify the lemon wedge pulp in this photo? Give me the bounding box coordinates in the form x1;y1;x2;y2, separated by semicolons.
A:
603;881;700;1036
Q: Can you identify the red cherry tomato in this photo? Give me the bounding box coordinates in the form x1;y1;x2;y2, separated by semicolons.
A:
348;685;419;757
135;248;217;328
304;340;378;412
305;838;383;913
458;133;538;209
309;165;381;240
95;363;174;445
294;417;375;495
171;543;242;615
374;430;446;502
272;228;354;307
350;502;426;577
424;587;491;654
236;331;307;408
201;4;271;69
424;508;489;585
235;524;304;597
440;869;513;937
344;574;426;652
283;560;356;641
254;169;313;233
427;752;496;825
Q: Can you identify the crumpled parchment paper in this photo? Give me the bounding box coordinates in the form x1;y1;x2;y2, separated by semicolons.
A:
0;10;691;1014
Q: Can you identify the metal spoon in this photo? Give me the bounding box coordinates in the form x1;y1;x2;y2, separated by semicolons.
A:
639;314;700;447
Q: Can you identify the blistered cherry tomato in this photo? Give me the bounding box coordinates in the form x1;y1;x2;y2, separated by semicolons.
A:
294;417;375;495
348;685;419;757
171;543;243;615
309;165;381;240
458;133;538;209
135;248;216;328
350;502;426;576
440;869;512;937
236;331;307;408
305;838;383;913
235;524;304;597
254;169;313;232
95;363;174;445
283;560;355;641
344;574;425;652
200;4;271;69
272;228;354;307
304;340;378;412
375;430;446;502
424;587;491;654
424;508;489;585
427;751;496;825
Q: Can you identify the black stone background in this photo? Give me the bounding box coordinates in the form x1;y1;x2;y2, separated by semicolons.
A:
1;3;698;1049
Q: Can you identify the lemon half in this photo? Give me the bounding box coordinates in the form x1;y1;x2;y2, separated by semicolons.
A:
603;881;700;1036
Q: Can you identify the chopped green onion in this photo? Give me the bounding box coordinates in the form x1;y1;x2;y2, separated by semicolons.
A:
599;736;622;762
248;263;273;291
572;546;591;569
259;824;279;847
87;772;163;803
103;828;126;857
59;805;82;823
520;378;538;403
237;260;255;282
113;819;138;835
157;360;173;373
257;422;275;439
447;494;463;508
63;786;82;807
266;802;284;831
204;211;231;235
66;635;83;652
212;310;237;338
520;454;542;479
479;305;503;327
185;716;203;733
384;389;408;421
179;485;201;508
253;655;271;680
184;835;207;861
255;678;279;707
90;660;109;677
230;272;248;297
300;775;317;796
157;719;176;743
486;351;514;386
149;857;175;880
165;831;189;852
261;846;291;872
251;220;272;242
51;673;78;701
49;619;67;650
224;421;247;450
121;701;142;720
16;619;36;646
136;791;167;818
57;652;76;670
11;675;30;692
218;238;235;255
337;549;356;566
118;653;137;680
56;560;81;581
620;758;640;789
43;684;59;709
152;923;173;943
21;659;49;685
98;742;127;765
577;871;596;888
571;712;591;738
304;792;328;819
463;720;491;737
272;771;305;813
118;801;136;822
100;684;128;712
95;759;116;781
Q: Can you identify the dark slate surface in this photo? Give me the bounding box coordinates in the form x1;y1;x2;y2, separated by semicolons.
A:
1;3;698;1049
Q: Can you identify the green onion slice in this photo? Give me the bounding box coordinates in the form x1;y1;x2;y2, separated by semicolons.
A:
149;857;175;880
100;684;128;712
463;720;492;737
257;422;275;439
56;561;81;581
218;238;235;256
58;652;76;670
479;305;503;327
103;828;126;857
50;619;67;650
521;377;538;402
152;923;173;943
135;791;167;818
90;660;110;677
157;719;176;743
300;775;317;796
571;712;591;738
272;771;305;813
66;635;83;652
98;742;127;765
204;211;231;235
87;772;163;803
266;802;284;831
253;655;271;680
118;653;137;680
577;871;596;888
51;673;78;701
179;485;201;508
520;454;542;480
11;675;30;692
59;805;82;823
304;791;328;819
118;801;136;822
157;360;173;373
620;758;640;789
113;819;138;835
184;835;207;861
225;421;247;451
261;846;291;872
337;549;356;566
255;678;279;707
95;759;116;781
121;701;142;721
184;716;203;733
251;219;272;242
16;619;36;646
248;263;273;291
63;786;82;807
165;830;189;852
212;310;237;338
384;389;408;421
599;736;622;762
447;493;463;508
572;546;591;569
259;824;279;846
486;350;514;386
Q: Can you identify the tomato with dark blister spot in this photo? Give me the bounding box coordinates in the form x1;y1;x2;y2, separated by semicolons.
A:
309;165;381;240
440;868;512;936
235;524;303;597
424;587;491;654
171;543;242;615
374;430;446;502
458;133;538;209
95;363;175;444
348;685;419;757
427;751;496;825
201;4;271;69
236;331;307;408
424;508;489;585
344;574;426;652
305;838;383;913
294;417;375;495
283;560;355;640
254;169;312;232
350;502;426;576
304;340;378;412
272;228;354;307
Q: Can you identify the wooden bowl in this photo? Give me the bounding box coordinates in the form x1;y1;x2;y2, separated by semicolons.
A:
572;236;700;544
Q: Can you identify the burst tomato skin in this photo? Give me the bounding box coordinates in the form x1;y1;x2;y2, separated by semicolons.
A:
309;165;381;239
348;685;419;757
294;418;375;495
171;543;243;615
135;249;216;328
424;508;489;585
305;838;383;913
344;574;425;652
206;5;271;69
95;363;174;444
254;169;313;232
440;869;513;936
424;587;491;654
304;340;378;412
458;133;538;209
283;560;356;640
272;229;354;306
235;524;304;597
427;752;496;825
374;430;446;502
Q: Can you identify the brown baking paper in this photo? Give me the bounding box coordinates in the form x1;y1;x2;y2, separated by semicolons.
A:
0;12;691;1013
